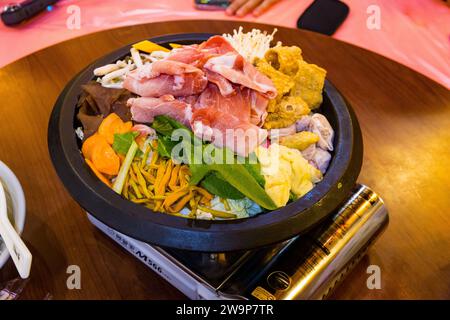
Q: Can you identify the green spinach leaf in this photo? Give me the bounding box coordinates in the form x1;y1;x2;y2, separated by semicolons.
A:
112;131;142;156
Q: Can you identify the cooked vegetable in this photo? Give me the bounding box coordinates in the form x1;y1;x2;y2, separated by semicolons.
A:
98;113;133;145
156;135;178;158
81;133;104;160
76;29;331;220
91;141;120;175
112;131;140;155
113;140;139;194
85;159;112;187
82;133;120;176
197;205;237;219
76;82;133;139
279;131;319;151
132;40;170;53
255;144;322;207
200;172;245;199
191;162;276;210
152;115;277;210
169;43;182;48
113;137;214;216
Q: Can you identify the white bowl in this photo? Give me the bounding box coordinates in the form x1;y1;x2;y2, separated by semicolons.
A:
0;161;26;269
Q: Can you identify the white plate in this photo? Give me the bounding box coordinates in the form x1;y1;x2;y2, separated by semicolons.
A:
0;161;26;269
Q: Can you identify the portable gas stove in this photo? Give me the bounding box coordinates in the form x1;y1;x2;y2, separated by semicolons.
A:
87;184;388;300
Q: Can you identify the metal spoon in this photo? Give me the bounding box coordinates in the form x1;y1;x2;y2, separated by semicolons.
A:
0;180;31;278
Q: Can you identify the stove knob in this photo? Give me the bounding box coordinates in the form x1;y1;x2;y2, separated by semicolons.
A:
267;271;291;291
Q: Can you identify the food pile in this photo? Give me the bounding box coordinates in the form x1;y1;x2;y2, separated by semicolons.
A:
75;28;334;220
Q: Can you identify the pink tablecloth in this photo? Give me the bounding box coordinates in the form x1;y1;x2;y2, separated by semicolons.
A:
0;0;449;88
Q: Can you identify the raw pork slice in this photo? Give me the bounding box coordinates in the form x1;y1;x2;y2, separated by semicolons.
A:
192;84;268;156
246;89;269;126
204;69;234;96
123;60;207;97
127;95;192;126
166;36;277;100
204;53;277;99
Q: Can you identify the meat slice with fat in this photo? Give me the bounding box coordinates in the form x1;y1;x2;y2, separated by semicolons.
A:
165;36;276;99
204;53;277;99
192;84;268;157
127;95;192;127
123;60;207;97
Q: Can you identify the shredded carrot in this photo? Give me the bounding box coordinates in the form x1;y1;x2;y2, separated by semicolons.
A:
171;192;193;213
192;186;213;201
129;179;142;198
133;163;151;198
168;165;181;190
154;163;166;195
141;169;155;184
115;150;221;218
156;160;172;195
150;149;159;165
163;189;189;209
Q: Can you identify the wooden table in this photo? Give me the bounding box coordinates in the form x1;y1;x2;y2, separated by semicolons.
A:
0;20;449;300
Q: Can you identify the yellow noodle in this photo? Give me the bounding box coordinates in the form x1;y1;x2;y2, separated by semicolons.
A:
133;163;151;198
129;179;142;198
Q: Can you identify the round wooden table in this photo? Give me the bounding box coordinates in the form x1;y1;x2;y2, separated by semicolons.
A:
0;20;449;300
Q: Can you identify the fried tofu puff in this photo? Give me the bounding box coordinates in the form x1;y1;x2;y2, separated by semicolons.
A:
264;46;326;108
291;60;326;109
263;96;310;129
256;46;326;127
265;46;303;76
279;131;319;151
255;59;294;112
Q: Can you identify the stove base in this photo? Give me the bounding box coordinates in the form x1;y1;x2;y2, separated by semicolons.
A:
87;184;388;300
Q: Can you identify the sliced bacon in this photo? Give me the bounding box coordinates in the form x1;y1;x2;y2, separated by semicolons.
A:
127;95;192;126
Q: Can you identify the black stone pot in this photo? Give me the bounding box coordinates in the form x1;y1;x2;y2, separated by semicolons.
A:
48;33;363;252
